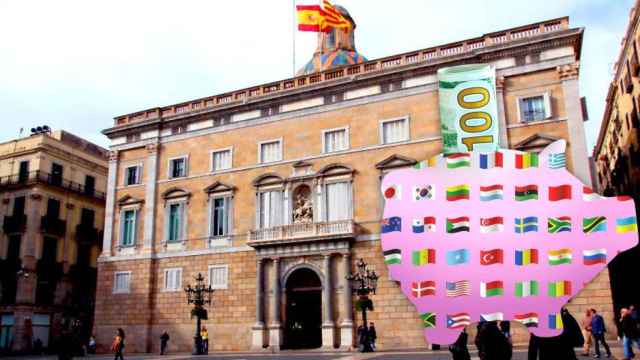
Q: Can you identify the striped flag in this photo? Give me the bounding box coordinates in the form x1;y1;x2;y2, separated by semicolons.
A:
480;280;504;297
446;249;470;265
549;185;572;201
480;312;504;322
616;216;638;233
515;217;538;233
514;312;539;327
446;217;470;233
583;186;603;201
321;0;352;30
446;184;470;201
479;184;504;201
515;249;539;265
447;313;472;329
420;312;436;328
548;153;566;169
515;152;539;169
515;185;538;201
549;313;563;329
548;248;572;265
515;280;539;297
548;216;571;233
446;280;471;297
583;249;607;265
412;249;436;266
446;153;471;169
479;152;504;169
480;217;504;233
548;281;572;297
411;280;436;298
582;216;607;233
383;249;401;265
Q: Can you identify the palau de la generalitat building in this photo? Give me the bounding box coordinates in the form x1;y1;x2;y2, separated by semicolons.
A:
95;11;612;352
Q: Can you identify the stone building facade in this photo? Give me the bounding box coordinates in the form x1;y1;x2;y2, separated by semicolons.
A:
0;130;108;353
593;0;640;320
96;16;609;352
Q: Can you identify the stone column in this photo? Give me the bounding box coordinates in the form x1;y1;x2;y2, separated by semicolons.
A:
143;142;159;250
101;151;119;257
558;63;592;186
268;258;282;350
251;258;266;350
495;76;509;148
321;254;335;349
339;253;354;350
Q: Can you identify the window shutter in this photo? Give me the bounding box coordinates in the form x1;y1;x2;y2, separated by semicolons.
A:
543;92;552;119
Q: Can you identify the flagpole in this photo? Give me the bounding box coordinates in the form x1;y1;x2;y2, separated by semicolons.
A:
292;0;296;76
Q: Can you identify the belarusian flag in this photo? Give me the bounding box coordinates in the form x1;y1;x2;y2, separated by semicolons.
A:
480;281;503;297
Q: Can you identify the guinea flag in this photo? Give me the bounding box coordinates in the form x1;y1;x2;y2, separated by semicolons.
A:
412;249;436;266
480;280;504;297
548;280;572;297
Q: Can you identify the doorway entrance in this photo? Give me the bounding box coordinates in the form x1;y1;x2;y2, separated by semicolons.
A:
283;268;322;349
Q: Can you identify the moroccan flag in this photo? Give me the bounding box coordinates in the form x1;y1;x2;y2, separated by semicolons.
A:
548;248;572;265
616;216;638;233
446;217;470;233
548;216;571;233
383;249;401;265
583;249;607;265
446;153;471;169
296;5;329;32
480;217;504;233
420;312;436;328
412;249;436;266
549;185;572;201
514;312;539;327
480;184;503;201
515;185;538;201
515;249;539;265
480;249;503;265
515;152;539;169
549;313;563;329
548;281;572;297
583;216;607;233
479;152;503;169
446;185;470;201
515;280;539;297
480;281;504;297
411;281;436;298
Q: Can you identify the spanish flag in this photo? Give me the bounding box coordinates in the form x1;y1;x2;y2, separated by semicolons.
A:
297;5;329;32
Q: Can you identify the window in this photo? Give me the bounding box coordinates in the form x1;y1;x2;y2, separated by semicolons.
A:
519;93;552;123
46;198;60;219
211;149;232;171
259;140;282;163
258;190;283;228
80;208;95;226
18;161;29;183
208;265;228;289
163;268;182;291
113;272;131;293
0;314;14;350
380;117;409;144
31;314;51;348
125;165;141;186
323;128;349;153
84;175;95;196
12;196;25;216
326;182;352;221
50;163;63;186
210;197;230;237
166;202;185;242
120;209;137;247
169;156;188;178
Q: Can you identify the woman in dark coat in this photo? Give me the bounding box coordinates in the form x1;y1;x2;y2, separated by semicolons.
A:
475;321;512;360
449;328;471;360
528;308;583;360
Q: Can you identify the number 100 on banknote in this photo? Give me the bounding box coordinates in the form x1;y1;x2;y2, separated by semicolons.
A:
437;64;499;154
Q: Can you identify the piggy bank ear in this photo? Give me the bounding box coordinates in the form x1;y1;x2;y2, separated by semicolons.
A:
540;140;567;169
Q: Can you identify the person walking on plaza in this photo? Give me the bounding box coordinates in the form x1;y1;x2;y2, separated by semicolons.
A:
160;331;170;355
369;322;377;351
527;308;582;360
591;308;611;358
620;308;640;360
449;328;471;360
581;308;594;356
200;326;209;354
111;328;126;360
475;321;512;360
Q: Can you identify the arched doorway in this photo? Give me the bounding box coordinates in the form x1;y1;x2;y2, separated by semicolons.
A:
283;267;322;349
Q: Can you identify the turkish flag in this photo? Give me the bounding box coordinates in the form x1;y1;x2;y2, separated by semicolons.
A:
480;249;504;265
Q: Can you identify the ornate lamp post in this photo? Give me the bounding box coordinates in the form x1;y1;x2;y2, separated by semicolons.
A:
346;258;378;352
184;273;214;355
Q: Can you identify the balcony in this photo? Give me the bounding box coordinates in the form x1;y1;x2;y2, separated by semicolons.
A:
3;214;27;234
0;171;105;201
247;219;356;247
75;223;101;244
41;216;66;237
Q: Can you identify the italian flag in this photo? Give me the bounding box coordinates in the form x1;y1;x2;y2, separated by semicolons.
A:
480;281;503;297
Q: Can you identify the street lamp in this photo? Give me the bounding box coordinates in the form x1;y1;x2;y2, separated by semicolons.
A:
184;273;214;355
346;258;378;352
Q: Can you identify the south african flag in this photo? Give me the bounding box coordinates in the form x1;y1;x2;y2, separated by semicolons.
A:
548;216;571;233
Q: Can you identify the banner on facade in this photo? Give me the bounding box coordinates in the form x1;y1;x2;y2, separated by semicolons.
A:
380;140;638;345
437;64;499;154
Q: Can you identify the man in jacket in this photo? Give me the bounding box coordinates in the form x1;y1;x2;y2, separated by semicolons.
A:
591;308;611;358
620;308;640;360
581;309;593;356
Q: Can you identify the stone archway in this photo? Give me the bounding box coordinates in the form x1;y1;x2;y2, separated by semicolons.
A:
283;267;322;349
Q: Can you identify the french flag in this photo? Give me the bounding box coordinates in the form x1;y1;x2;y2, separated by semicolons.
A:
479;152;503;169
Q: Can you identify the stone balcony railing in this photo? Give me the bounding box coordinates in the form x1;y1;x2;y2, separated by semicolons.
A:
113;17;570;127
247;219;356;246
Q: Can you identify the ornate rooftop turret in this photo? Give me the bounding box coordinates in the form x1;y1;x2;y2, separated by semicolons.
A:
297;5;367;75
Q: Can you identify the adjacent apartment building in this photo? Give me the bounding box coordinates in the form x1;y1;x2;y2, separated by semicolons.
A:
96;14;604;352
0;130;108;353
593;0;640;320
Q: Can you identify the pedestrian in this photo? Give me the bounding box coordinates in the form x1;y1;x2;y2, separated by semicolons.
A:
160;331;170;355
449;328;471;360
620;308;640;360
368;322;377;351
581;308;594;356
474;321;512;360
356;325;367;352
111;328;125;360
87;335;96;354
200;326;209;354
500;320;511;342
590;308;611;358
630;305;639;320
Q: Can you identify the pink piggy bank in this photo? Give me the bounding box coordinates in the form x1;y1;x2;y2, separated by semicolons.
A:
380;140;638;345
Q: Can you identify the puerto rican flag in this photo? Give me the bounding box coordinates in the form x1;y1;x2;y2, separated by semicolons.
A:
447;312;471;329
411;280;436;298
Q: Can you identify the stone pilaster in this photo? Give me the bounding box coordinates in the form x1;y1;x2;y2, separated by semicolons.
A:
339;253;353;350
268;258;282;350
495;76;509;148
251;259;266;350
143;143;159;250
321;254;335;349
101;151;119;257
558;63;592;186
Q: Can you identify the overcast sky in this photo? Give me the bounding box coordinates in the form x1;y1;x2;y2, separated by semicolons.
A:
0;0;633;152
